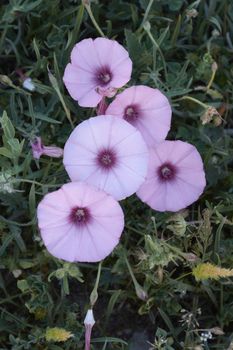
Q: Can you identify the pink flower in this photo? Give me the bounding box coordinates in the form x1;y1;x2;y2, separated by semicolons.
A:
137;140;206;212
84;309;95;350
63;38;132;107
106;85;172;146
31;137;63;160
37;182;124;262
63;115;149;200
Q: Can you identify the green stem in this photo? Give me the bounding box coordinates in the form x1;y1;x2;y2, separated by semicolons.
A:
124;253;138;288
175;95;208;109
13;178;61;188
85;4;105;38
124;254;147;300
207;64;217;90
0;215;35;227
138;0;155;32
220;284;223;328
144;25;168;81
90;261;102;307
0;293;23;305
175;271;192;281
125;225;144;236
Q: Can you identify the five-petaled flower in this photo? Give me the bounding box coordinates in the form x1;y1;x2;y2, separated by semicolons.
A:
63;115;149;200
63;37;132;107
106;85;172;147
137;140;206;212
37;182;124;262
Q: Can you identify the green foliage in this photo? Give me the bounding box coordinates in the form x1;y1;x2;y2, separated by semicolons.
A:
0;0;233;349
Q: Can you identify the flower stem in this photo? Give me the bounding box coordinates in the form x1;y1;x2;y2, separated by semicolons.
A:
13;178;61;188
90;261;102;307
207;63;217;90
85;325;92;350
85;4;105;38
144;24;168;81
175;95;208;109
85;262;102;350
124;253;138;287
0;215;35;227
124;252;147;300
138;0;155;32
97;97;108;115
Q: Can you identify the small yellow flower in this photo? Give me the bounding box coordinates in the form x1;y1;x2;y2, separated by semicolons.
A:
45;327;73;342
192;263;233;281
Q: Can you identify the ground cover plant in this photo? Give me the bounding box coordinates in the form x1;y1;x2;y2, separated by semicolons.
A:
0;0;233;349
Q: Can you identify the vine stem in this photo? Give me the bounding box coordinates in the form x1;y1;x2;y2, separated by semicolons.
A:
84;3;105;38
144;24;168;81
137;0;155;32
90;261;102;307
12;178;61;187
174;95;208;109
84;261;102;350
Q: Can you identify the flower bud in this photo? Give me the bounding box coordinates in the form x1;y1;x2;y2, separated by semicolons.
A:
183;252;198;263
186;9;198;19
31;137;63;160
84;309;95;350
209;327;224;335
135;283;148;301
143;21;151;31
22;77;36;92
0;74;13;86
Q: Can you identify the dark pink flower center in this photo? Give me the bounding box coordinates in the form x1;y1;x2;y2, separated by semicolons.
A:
96;66;112;86
69;207;91;226
123;104;140;123
158;162;176;181
97;149;117;170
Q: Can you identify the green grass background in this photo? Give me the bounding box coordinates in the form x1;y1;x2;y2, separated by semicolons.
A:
0;0;233;349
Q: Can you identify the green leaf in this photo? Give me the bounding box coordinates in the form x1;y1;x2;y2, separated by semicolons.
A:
1;110;15;140
105;289;123;326
29;183;36;218
7;138;21;156
68;4;84;51
17;279;30;293
171;14;181;46
19;259;37;269
125;29;142;61
214;217;226;255
158;308;177;338
48;67;73;128
10;225;26;252
0;147;13;158
0;233;14;256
